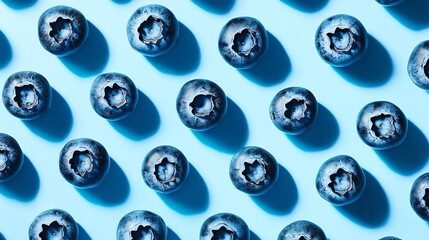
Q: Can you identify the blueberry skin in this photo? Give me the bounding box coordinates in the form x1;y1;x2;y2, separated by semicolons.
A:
90;73;138;121
408;40;429;90
218;17;268;69
127;4;179;57
375;0;405;6
117;210;167;240
410;172;429;221
59;138;110;189
316;155;366;206
229;146;278;196
315;14;368;67
200;213;249;240
38;5;88;57
379;237;402;240
357;101;408;150
0;133;23;182
2;71;52;120
29;209;78;240
277;220;327;240
142;145;189;194
176;79;227;131
269;87;318;135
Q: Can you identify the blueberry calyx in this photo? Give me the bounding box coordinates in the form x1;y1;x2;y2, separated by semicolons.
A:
242;160;266;185
138;15;164;45
328;168;353;196
423;189;429;208
39;221;65;239
69;150;94;177
49;17;73;44
232;29;257;56
189;94;215;118
103;83;127;109
14;84;39;109
0;149;9;171
211;224;235;240
327;28;353;53
423;58;429;78
130;225;154;240
154;157;177;184
370;113;395;139
298;237;311;240
284;98;307;121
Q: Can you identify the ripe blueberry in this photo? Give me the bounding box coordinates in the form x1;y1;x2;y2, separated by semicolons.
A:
277;220;327;240
0;133;23;182
410;172;429;221
117;210;167;240
29;209;78;240
200;213;249;240
379;237;402;240
408;40;429;90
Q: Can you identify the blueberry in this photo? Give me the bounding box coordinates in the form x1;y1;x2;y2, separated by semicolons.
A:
277;220;327;240
142;145;189;194
38;5;88;56
218;17;268;69
117;210;167;240
357;101;407;150
315;14;368;67
316;155;366;206
379;237;402;240
375;0;405;6
408;40;429;90
269;87;318;135
29;209;78;240
410;172;429;221
90;73;138;121
59;138;110;189
2;71;52;120
176;79;227;131
127;4;179;57
200;213;249;240
0;133;23;182
229;146;278;196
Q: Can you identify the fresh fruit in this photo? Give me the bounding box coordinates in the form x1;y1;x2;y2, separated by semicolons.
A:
200;213;249;240
117;210;167;240
408;40;429;90
410;172;429;221
277;220;327;240
29;209;78;240
0;133;23;182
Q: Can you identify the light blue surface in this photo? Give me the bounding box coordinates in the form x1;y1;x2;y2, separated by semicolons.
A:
0;0;429;239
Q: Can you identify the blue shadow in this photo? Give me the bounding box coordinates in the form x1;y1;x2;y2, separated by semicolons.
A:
24;88;73;142
191;0;235;14
387;0;429;31
1;0;37;9
251;165;298;215
158;163;209;214
0;233;4;240
250;230;261;240
193;98;248;153
334;35;392;87
167;227;181;240
77;159;130;206
110;90;160;141
239;31;291;87
112;0;132;4
60;21;109;77
0;155;39;201
0;31;12;68
335;169;389;228
281;0;329;13
78;223;92;240
147;22;200;75
287;104;339;151
375;121;428;175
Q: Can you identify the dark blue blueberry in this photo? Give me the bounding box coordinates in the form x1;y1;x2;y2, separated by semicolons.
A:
38;5;88;56
200;213;249;240
127;4;179;57
315;14;368;67
29;209;78;240
59;138;110;189
408;40;429;90
410;172;429;221
218;17;268;69
117;210;167;240
0;133;23;182
316;155;366;206
176;79;227;131
142;145;189;194
2;71;52;120
90;73;138;121
375;0;405;6
379;237;402;240
269;87;318;135
277;220;326;240
229;146;278;196
357;101;407;150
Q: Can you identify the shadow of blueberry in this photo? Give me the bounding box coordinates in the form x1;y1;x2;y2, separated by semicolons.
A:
250;230;261;240
280;0;329;13
158;163;209;214
1;0;37;9
287;104;339;151
191;0;235;14
0;31;12;68
333;35;392;87
167;227;181;240
77;223;92;240
0;233;4;240
146;22;200;75
0;155;39;201
375;121;428;175
110;90;160;141
251;165;298;215
387;0;429;31
23;88;73;142
77;159;130;206
60;21;109;77
239;31;291;87
112;0;132;4
192;98;248;153
335;169;389;228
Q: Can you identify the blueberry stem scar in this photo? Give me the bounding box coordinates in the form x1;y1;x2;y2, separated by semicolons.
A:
104;83;127;108
69;150;94;177
130;225;155;240
327;27;354;53
189;94;215;118
49;17;73;44
242;160;266;185
369;113;395;139
154;157;176;184
423;188;429;208
212;225;235;240
328;168;353;196
138;15;164;44
232;29;256;56
0;148;8;171
284;98;307;121
14;84;39;109
423;58;429;79
40;221;65;240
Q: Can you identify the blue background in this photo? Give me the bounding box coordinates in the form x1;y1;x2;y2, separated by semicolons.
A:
0;0;428;239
